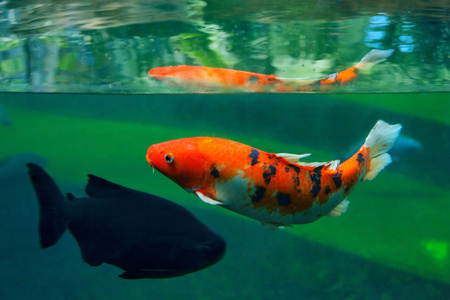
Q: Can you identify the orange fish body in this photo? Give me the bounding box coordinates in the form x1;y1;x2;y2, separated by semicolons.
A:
146;120;401;229
149;66;286;92
148;49;393;92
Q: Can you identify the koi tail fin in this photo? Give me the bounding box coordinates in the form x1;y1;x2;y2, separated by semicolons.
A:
357;49;394;71
27;163;68;248
362;120;402;180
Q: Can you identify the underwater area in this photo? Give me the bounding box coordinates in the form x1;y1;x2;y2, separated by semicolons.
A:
0;0;450;299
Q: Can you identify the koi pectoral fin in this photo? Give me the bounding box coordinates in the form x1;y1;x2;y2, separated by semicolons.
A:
261;222;289;230
195;191;225;205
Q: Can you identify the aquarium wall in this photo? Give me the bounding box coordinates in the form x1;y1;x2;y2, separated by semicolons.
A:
0;1;449;300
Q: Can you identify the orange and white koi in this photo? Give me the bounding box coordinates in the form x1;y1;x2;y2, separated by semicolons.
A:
148;49;393;92
146;120;402;229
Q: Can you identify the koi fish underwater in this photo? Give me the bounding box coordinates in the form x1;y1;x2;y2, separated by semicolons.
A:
148;49;394;92
146;120;402;229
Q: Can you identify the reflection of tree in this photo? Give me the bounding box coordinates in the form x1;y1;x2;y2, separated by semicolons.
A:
0;0;448;92
362;12;449;87
6;0;205;34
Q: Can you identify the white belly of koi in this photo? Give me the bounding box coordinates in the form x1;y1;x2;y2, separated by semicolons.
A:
212;174;348;227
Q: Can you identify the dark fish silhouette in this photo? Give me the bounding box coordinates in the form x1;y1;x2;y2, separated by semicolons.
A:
27;163;226;279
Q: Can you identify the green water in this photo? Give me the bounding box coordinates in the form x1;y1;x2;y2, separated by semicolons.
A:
1;0;450;299
1;93;449;299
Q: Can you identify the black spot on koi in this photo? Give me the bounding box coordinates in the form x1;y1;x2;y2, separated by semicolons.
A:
266;77;278;85
248;75;259;84
210;164;220;178
249;148;260;166
310;166;322;198
325;186;331;195
332;171;343;189
289;164;300;174
252;186;266;203
263;165;277;185
356;153;365;165
344;180;355;194
277;192;291;206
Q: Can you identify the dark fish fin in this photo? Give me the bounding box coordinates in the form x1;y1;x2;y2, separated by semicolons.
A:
67;220;105;266
79;243;103;266
27;163;68;248
119;271;146;280
85;174;126;198
119;269;181;280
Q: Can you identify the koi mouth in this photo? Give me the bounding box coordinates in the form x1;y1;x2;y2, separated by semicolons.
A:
148;74;166;81
146;153;155;173
148;69;168;81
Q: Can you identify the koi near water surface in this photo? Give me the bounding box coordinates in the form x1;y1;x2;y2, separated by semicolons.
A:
147;120;402;229
148;49;394;92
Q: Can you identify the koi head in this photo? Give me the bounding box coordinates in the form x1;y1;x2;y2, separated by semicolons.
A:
146;138;209;191
148;65;194;82
148;66;215;90
148;67;175;81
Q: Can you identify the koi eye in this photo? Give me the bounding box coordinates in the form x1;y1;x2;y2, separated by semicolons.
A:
164;153;174;164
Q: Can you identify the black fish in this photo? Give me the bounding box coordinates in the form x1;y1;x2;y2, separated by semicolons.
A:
27;163;226;279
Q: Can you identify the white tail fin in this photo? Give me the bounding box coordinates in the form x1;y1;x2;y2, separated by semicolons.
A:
357;49;394;71
363;120;402;180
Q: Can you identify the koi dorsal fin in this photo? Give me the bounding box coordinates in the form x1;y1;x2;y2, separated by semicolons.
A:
277;153;340;170
327;160;340;171
276;153;311;164
296;161;328;168
295;159;340;170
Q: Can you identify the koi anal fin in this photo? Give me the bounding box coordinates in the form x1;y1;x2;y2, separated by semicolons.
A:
328;199;350;217
363;120;402;180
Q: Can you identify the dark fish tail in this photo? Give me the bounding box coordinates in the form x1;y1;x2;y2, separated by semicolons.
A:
27;163;68;248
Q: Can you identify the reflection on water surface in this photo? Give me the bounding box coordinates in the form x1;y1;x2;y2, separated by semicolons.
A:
0;0;448;93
